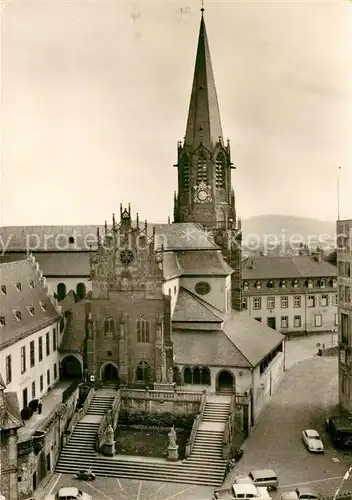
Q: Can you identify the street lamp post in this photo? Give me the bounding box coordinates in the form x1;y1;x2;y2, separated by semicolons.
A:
333;465;352;500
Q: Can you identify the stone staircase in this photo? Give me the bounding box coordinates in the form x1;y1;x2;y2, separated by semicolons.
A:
55;393;232;487
56;388;117;472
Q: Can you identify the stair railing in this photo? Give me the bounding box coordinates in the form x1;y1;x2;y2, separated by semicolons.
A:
222;394;236;460
184;389;207;458
96;390;121;452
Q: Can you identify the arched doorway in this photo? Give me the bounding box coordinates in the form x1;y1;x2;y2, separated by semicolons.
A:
101;363;119;383
61;356;82;380
57;283;67;301
217;370;235;393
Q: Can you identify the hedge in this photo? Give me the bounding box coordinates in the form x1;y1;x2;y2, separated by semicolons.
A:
118;410;194;429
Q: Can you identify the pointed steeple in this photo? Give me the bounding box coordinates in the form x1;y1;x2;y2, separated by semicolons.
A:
184;12;223;150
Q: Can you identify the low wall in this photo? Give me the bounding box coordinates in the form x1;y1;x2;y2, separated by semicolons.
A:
17;385;79;499
318;346;339;357
120;389;202;415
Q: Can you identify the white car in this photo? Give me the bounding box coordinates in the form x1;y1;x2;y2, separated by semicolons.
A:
45;487;92;500
302;429;324;453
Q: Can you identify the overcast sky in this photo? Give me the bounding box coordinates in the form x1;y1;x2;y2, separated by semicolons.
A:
1;0;351;226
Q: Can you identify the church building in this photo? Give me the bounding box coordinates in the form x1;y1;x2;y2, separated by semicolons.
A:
1;11;285;424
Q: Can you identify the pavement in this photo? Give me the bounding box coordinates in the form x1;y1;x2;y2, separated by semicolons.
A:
37;332;349;500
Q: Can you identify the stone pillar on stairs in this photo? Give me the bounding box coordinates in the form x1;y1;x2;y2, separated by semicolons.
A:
102;424;115;456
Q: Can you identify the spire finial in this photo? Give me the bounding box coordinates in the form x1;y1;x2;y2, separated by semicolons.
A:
200;0;204;15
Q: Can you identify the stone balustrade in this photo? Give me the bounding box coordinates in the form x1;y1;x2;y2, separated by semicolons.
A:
223;394;236;461
120;388;203;402
66;386;95;438
185;390;207;458
97;390;121;453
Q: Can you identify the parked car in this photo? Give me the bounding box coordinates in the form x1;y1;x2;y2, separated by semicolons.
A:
213;482;272;500
45;487;92;500
302;429;324;453
234;469;279;490
281;487;320;500
326;416;352;449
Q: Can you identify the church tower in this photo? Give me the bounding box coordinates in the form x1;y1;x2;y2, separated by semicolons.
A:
174;9;243;311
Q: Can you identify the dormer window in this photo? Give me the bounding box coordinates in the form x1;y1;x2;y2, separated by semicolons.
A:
267;280;274;288
28;280;34;289
0;317;5;326
14;311;22;321
332;278;337;288
16;282;21;291
28;306;35;316
319;279;326;288
307;279;313;289
293;279;299;288
255;281;262;289
280;280;287;289
40;301;47;311
243;281;249;290
1;285;6;295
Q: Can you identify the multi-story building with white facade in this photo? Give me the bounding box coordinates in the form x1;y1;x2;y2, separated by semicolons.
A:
242;253;338;336
337;219;352;412
0;256;62;410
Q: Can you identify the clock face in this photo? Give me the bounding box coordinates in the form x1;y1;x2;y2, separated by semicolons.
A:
119;249;134;265
197;189;208;201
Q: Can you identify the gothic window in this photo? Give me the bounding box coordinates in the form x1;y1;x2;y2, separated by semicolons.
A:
136;361;150;383
104;315;114;335
181;154;190;189
137;317;150;343
183;367;192;384
215;153;226;188
197;155;207;183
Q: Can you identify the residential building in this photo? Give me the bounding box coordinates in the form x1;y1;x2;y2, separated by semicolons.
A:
242;253;338;336
337;219;352;412
0;258;62;410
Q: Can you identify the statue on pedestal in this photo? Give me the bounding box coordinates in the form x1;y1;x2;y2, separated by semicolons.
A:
105;424;114;445
168;426;177;448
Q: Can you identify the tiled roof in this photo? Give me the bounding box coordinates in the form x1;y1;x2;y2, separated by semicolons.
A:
172;330;251;368
172;287;223;323
162;252;182;280
33;252;91;277
0;390;23;430
0;259;60;350
59;303;86;353
155;223;218;251
176;250;233;276
243;255;337;280
1;222;217;252
222;312;284;367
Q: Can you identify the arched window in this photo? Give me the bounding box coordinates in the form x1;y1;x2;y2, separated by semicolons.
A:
215;153;226;188
76;282;86;300
200;366;211;385
183;367;192;384
319;279;326;288
181;154;190;189
307;279;313;288
255;281;262;289
104;315;114;335
136;361;150;383
137;317;150;343
193;366;201;385
280;280;287;288
197;155;207;183
267;280;274;288
57;283;67;301
293;279;299;288
243;281;249;290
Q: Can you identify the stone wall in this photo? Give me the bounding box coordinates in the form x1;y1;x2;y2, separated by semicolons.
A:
120;389;202;415
0;429;18;500
17;386;79;499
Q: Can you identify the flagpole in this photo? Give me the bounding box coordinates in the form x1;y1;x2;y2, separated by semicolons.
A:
337;166;341;221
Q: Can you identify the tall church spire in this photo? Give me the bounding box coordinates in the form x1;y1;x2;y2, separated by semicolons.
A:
184;12;223;150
